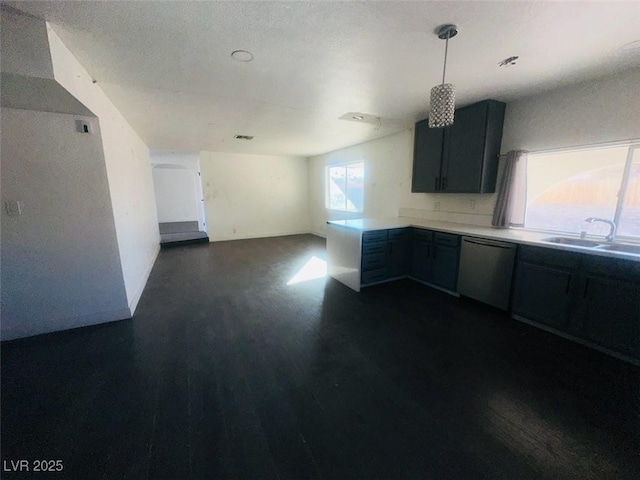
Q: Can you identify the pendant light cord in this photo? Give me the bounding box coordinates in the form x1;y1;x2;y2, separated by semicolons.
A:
442;34;449;85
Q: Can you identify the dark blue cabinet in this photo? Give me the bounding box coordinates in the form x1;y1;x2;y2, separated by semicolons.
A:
412;119;443;193
568;256;640;358
410;229;460;292
512;245;581;330
360;228;414;286
361;230;389;285
387;228;410;278
512;263;574;330
431;233;460;291
412;99;505;193
411;229;433;281
512;245;640;360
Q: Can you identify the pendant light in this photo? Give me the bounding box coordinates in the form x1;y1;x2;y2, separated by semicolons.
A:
428;24;458;128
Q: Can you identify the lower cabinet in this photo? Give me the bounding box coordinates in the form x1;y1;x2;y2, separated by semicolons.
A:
431;233;460;291
387;228;410;278
567;257;640;357
411;229;432;282
512;245;640;360
361;230;389;285
361;228;410;285
358;228;639;361
410;228;460;292
361;227;460;291
512;263;573;329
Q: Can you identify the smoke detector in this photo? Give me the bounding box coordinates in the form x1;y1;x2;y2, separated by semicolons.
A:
231;50;254;62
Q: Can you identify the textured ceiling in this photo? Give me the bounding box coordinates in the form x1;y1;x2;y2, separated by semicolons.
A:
11;1;640;156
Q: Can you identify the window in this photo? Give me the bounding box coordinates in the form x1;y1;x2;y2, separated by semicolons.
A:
326;162;364;212
522;143;640;239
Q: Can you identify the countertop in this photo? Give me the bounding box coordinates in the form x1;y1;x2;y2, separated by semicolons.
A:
327;217;640;262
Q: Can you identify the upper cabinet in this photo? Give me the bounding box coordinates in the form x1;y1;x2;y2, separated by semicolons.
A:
411;99;506;194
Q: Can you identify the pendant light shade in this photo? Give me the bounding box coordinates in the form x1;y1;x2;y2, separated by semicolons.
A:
428;83;455;128
428;24;458;129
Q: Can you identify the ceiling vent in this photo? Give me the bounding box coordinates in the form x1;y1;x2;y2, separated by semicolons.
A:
234;134;254;140
499;56;519;67
339;112;380;125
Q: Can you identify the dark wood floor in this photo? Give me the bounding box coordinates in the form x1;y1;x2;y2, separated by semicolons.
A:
2;234;639;479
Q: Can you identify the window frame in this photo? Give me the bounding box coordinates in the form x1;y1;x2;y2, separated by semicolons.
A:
325;161;365;213
516;141;640;241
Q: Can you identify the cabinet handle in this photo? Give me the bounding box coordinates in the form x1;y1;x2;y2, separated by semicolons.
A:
582;278;590;298
389;243;393;255
565;276;571;294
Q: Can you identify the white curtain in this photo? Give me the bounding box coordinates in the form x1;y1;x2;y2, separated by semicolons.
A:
492;150;528;228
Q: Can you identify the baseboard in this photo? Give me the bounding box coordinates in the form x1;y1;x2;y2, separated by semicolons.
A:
128;243;160;315
161;237;210;249
408;276;460;297
0;308;132;342
208;229;311;242
512;314;639;366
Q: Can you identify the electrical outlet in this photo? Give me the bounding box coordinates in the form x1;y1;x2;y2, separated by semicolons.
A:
434;201;441;211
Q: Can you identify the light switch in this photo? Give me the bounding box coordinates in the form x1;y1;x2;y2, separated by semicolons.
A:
5;200;22;216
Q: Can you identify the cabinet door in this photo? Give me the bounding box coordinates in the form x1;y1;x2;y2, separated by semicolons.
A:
431;244;459;291
412;119;444;192
511;262;573;330
411;231;432;282
570;275;640;357
441;101;488;193
388;229;409;278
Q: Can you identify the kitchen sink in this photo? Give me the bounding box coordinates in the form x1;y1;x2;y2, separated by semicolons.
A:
541;236;640;256
595;243;640;255
542;236;603;247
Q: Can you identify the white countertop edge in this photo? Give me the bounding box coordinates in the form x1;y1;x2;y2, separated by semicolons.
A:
326;217;640;262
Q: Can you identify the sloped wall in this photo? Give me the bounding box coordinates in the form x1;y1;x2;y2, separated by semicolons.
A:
1;108;130;340
47;25;160;314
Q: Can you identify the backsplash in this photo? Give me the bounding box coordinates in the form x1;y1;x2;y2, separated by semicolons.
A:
399;185;500;227
399;206;494;227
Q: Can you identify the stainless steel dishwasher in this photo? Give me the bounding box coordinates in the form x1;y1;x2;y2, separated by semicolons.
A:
458;237;516;310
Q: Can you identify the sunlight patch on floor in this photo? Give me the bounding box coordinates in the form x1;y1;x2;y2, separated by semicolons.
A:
287;256;327;285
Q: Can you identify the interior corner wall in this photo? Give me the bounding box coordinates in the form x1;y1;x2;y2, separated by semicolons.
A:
46;25;159;314
308;69;640;230
200;152;309;241
1;108;130;340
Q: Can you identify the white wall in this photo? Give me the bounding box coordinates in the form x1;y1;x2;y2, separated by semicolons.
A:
309;69;640;232
0;8;54;80
309;132;412;236
47;25;159;314
501;68;640;153
150;151;206;230
1;108;130;340
200;152;309;241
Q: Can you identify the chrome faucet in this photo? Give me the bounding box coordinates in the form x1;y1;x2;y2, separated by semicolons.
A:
583;217;617;242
